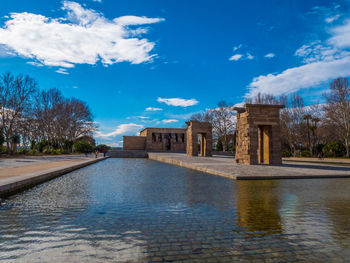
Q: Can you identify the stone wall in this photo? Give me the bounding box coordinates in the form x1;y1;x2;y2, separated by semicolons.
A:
123;136;146;150
141;128;186;152
234;104;284;165
123;128;186;152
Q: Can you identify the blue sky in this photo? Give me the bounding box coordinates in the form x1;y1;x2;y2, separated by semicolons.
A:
1;0;350;146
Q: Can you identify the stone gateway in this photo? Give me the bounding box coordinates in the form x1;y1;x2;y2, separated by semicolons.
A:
234;104;284;165
186;121;212;157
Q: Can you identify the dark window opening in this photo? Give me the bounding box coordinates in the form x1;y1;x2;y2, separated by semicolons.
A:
175;134;178;142
152;133;156;142
181;133;185;143
158;133;162;142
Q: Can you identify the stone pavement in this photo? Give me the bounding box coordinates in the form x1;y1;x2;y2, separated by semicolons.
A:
148;153;350;180
0;154;97;170
0;155;106;197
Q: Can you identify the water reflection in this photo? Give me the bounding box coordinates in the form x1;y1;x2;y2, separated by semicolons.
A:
235;181;282;235
1;159;350;262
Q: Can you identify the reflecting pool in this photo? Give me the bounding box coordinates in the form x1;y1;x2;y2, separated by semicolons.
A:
1;158;350;262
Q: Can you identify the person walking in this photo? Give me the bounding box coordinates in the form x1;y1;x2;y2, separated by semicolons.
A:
94;148;99;158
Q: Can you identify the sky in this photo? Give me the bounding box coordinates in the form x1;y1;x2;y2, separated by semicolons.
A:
1;0;350;146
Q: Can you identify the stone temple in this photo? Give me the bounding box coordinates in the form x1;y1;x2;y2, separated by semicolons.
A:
123;104;284;165
123;121;212;157
234;104;284;165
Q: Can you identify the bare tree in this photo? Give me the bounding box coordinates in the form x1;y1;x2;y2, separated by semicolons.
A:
323;77;350;157
280;94;307;156
32;89;96;152
0;73;37;154
190;100;235;151
211;101;235;151
245;92;279;105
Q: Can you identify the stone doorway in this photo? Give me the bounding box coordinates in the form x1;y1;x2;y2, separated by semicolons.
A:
258;125;271;164
165;134;171;151
186;121;212;157
233;104;284;165
197;133;208;157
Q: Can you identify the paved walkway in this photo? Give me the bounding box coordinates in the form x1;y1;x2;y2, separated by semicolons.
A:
0;155;100;179
148;153;350;180
0;155;106;197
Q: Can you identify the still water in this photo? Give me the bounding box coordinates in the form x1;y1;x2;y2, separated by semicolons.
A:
1;158;350;262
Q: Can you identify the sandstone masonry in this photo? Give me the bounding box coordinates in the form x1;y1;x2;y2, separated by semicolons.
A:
234;104;284;165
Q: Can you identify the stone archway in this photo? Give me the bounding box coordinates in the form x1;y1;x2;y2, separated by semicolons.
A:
186;121;212;157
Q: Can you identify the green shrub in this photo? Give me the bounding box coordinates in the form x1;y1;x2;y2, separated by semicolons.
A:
29;149;38;155
73;141;93;153
282;150;292;157
42;148;52;155
323;141;346;157
51;149;59;155
216;140;223;151
17;148;28;155
0;145;6;154
51;149;65;155
301;150;311;157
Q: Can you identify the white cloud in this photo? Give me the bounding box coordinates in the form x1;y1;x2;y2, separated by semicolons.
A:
325;14;341;23
247;17;350;97
27;61;44;67
114;16;165;26
264;53;275;59
145;107;162;111
73;86;78;89
246;53;254;60
295;40;350;63
248;57;350;97
92;0;102;2
329;19;350;48
95;123;144;138
0;1;164;70
233;44;242;51
162;119;178;124
56;68;69;75
126;116;149;120
229;52;254;61
157;97;199;107
229;54;243;61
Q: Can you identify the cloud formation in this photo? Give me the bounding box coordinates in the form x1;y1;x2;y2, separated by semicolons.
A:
229;53;254;61
326;14;341;23
264;53;275;58
0;1;164;70
157;97;199;107
162;119;178;124
229;54;243;61
145;107;163;111
95;123;144;139
247;16;350;97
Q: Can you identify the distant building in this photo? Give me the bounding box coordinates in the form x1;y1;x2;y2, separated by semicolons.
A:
123;128;186;152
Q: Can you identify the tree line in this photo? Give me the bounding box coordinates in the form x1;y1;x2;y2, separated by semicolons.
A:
191;77;350;158
0;72;96;155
